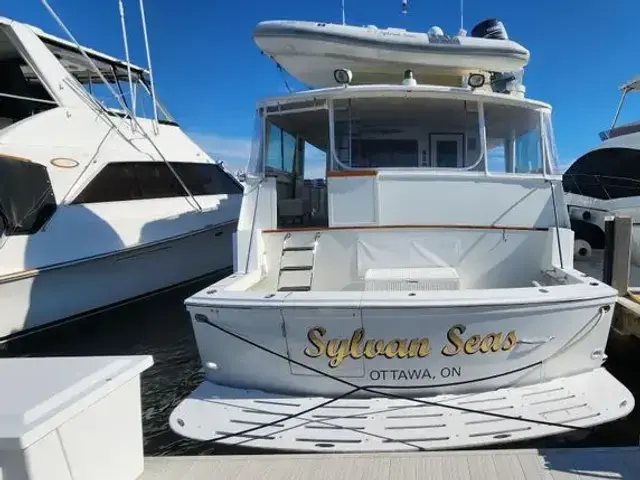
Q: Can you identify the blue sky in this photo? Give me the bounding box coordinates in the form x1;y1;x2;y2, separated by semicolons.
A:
4;0;640;175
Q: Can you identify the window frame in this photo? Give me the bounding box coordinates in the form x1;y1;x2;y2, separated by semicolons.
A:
429;133;465;168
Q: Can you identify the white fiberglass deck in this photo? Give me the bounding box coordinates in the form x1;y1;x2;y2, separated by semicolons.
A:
141;447;640;479
169;368;633;453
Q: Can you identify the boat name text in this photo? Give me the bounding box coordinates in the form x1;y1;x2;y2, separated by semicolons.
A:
303;325;517;368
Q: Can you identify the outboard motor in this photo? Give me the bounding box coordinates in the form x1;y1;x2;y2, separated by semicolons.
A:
470;19;509;40
469;19;523;95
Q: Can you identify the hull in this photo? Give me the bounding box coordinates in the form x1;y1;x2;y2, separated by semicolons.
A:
566;195;640;265
0;222;235;339
187;297;614;398
253;21;529;88
170;296;634;452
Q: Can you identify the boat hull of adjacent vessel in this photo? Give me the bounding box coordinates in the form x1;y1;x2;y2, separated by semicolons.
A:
0;222;236;339
566;193;640;265
169;292;634;451
253;20;530;88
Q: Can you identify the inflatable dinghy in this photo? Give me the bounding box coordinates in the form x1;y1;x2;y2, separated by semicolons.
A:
253;19;530;88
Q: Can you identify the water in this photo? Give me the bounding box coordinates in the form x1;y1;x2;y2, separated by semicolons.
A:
0;271;229;456
2;269;640;456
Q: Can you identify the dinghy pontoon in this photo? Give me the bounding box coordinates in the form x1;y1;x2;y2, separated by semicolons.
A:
253;19;530;88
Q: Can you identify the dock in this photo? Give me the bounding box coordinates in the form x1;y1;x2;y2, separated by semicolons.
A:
141;448;640;479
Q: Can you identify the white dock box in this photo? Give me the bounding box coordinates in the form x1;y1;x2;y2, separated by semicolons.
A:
0;355;153;480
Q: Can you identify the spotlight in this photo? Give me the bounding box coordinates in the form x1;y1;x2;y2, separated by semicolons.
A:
334;68;353;85
468;73;486;88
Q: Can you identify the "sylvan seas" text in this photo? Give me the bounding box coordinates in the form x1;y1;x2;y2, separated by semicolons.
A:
303;324;517;368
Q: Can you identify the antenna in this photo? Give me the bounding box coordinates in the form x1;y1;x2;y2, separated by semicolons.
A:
401;0;408;15
458;0;466;36
341;0;346;24
138;0;159;134
117;0;136;130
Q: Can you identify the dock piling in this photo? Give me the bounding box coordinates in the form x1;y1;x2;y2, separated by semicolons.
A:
603;215;632;295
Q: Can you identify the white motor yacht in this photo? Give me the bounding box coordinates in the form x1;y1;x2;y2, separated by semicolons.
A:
169;17;633;452
0;9;241;339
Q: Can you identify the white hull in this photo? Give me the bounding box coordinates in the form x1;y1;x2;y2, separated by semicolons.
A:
0;19;245;339
171;260;631;451
0;222;235;339
185;289;615;398
170;367;633;452
253;21;529;87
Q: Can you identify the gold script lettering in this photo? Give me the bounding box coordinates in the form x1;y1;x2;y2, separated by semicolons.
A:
326;339;349;368
463;334;482;354
363;339;384;359
408;338;431;357
349;328;364;359
479;333;502;353
442;325;518;356
502;331;517;351
303;327;326;358
304;325;517;367
441;324;465;356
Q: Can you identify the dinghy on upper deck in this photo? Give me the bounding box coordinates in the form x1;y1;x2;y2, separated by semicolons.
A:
253;19;530;88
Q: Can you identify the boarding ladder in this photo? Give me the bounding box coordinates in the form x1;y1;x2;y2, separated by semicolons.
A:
276;232;320;292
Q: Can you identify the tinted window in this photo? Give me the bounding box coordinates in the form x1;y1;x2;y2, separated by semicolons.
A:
266;123;296;174
0;156;56;235
563;148;640;200
72;161;242;204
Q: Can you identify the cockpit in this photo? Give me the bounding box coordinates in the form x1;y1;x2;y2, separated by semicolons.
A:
247;86;560;229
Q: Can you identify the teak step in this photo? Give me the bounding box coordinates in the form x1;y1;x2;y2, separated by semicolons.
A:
282;246;314;252
280;265;313;272
276;232;321;293
278;286;311;292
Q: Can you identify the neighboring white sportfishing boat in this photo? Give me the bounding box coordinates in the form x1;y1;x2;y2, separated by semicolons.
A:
0;5;241;339
170;14;634;452
564;74;640;264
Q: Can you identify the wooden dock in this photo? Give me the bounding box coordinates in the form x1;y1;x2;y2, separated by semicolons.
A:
141;447;640;479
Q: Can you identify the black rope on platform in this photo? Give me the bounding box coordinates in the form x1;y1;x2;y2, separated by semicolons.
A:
191;313;603;445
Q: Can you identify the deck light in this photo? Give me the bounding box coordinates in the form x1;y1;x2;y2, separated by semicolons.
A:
468;73;486;88
334;68;353;85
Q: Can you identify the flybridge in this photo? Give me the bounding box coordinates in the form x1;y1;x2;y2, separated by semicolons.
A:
0;16;148;76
